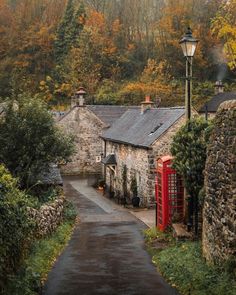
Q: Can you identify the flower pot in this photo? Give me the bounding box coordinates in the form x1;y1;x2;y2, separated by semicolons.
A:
132;196;140;208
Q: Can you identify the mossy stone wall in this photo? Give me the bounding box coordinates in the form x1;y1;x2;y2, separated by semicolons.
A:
203;100;236;263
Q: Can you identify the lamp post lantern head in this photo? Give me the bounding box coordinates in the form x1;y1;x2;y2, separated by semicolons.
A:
75;87;86;106
179;27;198;57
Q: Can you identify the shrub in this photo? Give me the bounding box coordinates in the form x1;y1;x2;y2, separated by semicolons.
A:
170;117;213;233
151;241;236;295
171;118;212;199
63;200;77;221
0;95;75;189
96;80;120;105
30;186;62;205
0;165;35;293
5;221;75;295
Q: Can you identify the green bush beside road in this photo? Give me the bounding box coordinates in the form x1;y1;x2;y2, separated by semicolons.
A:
145;228;236;295
5;220;75;295
0;164;36;293
0;164;77;295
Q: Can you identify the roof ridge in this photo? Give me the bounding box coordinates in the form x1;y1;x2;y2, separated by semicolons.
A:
88;104;139;107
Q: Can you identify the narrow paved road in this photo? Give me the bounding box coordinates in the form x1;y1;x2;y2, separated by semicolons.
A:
43;177;178;295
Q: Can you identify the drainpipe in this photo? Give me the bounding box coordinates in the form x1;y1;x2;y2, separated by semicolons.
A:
103;140;107;184
205;105;208;121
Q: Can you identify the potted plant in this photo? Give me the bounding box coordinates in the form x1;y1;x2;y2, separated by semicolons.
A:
131;176;140;207
98;179;105;191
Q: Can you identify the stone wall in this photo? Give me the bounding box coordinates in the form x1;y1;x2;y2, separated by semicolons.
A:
152;115;185;156
58;106;106;175
203;100;236;264
105;142;153;207
28;196;65;237
104;115;185;207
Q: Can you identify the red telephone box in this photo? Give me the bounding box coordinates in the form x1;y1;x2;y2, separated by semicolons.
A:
155;156;184;231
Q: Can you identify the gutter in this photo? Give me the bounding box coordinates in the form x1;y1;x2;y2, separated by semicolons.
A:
100;136;151;150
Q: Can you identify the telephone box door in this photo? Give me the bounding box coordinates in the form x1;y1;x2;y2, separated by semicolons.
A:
155;156;184;231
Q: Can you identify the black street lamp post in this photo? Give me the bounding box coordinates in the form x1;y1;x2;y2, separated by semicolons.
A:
179;27;198;233
179;27;198;121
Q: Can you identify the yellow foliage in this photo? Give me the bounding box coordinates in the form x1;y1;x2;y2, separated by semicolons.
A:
46;76;52;82
211;0;236;70
127;43;135;51
86;9;106;33
112;19;122;34
78;14;86;25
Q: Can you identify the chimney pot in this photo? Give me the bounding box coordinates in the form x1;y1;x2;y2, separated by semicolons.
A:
141;95;154;114
145;95;150;103
73;86;87;107
215;80;224;94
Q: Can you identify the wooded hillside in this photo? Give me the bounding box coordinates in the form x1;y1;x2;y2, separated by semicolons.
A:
0;0;235;108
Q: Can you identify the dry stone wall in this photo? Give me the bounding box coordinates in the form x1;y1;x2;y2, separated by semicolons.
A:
203;100;236;264
28;196;65;237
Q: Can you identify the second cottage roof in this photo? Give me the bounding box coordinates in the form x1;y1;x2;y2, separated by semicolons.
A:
199;91;236;113
101;107;185;148
87;105;139;126
58;105;139;127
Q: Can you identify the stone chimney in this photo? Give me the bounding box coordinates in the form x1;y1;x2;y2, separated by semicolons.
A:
141;95;154;114
76;87;87;106
214;80;224;94
71;87;87;108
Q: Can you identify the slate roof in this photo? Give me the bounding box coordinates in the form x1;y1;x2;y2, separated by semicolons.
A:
36;164;63;185
101;107;185;148
87;105;138;126
58;105;138;126
101;154;117;165
199;92;236;113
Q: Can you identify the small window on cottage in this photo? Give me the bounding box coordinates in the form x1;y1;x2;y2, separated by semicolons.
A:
149;123;163;135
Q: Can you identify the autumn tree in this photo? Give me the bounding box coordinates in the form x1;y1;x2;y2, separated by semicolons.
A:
0;0;235;107
119;59;183;106
211;0;236;72
0;0;66;98
59;9;133;97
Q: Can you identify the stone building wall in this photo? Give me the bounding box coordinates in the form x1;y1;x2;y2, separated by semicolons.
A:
104;115;185;207
203;100;236;264
151;115;186;156
58;106;106;175
105;142;153;207
28;196;65;237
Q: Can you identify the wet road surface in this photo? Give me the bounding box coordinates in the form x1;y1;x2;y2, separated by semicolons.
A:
43;177;178;295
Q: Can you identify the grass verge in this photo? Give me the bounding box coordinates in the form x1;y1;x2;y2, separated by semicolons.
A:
5;202;76;295
145;228;236;295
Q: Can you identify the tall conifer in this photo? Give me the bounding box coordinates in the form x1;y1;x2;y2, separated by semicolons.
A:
53;0;85;85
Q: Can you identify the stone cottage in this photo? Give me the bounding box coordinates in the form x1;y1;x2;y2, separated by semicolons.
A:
199;80;236;119
101;97;186;207
57;93;137;175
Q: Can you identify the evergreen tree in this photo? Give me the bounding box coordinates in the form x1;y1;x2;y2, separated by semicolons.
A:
71;3;86;44
170;118;213;235
54;0;85;64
